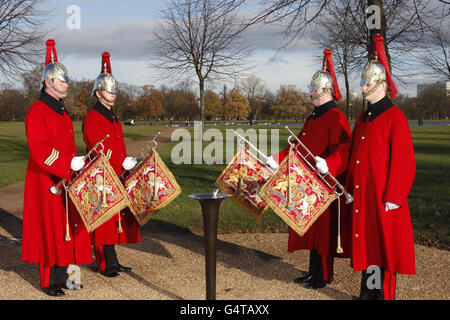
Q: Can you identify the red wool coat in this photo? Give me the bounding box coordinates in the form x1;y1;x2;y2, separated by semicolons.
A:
22;93;93;267
274;102;352;257
82;102;140;246
346;102;416;275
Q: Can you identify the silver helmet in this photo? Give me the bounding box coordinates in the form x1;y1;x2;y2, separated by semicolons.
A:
307;49;341;101
308;70;333;96
361;34;398;99
91;52;118;96
360;57;387;98
361;59;386;86
40;40;70;94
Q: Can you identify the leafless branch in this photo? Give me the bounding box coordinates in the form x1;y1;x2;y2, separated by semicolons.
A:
150;0;254;121
0;0;51;82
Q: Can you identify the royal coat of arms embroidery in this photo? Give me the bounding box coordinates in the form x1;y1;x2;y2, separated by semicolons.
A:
259;149;337;236
216;146;272;218
123;149;181;226
67;154;130;232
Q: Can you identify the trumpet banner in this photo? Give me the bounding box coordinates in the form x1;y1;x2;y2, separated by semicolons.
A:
67;154;130;233
259;149;337;236
215;146;272;218
124;150;181;226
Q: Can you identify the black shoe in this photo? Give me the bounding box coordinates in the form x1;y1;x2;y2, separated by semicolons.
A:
306;279;328;289
100;267;120;277
114;264;132;272
42;284;65;297
293;273;314;284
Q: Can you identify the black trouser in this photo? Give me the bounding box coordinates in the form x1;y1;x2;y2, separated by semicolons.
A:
39;264;68;288
308;249;333;282
359;268;397;300
308;250;322;280
94;244;119;271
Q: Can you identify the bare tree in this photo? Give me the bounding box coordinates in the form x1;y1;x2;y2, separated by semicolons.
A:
240;0;445;76
0;0;50;81
150;0;253;123
240;75;266;119
311;0;363;118
421;12;450;80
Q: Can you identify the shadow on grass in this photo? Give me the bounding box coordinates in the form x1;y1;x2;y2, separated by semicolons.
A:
0;139;29;162
413;145;450;156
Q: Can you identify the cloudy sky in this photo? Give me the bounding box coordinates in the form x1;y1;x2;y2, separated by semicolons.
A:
7;0;433;97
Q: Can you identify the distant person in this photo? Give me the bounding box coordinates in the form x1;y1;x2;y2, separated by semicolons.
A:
82;52;141;278
22;40;92;296
345;34;416;300
267;49;351;290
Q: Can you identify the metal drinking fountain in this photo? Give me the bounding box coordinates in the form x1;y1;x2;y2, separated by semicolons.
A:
189;189;231;300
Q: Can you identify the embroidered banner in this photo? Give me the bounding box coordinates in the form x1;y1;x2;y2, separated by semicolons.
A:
67;154;130;232
259;149;337;236
215;146;272;218
124;149;181;226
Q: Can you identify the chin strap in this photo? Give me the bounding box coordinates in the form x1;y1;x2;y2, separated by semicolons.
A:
363;80;383;99
99;90;115;106
49;79;68;97
310;88;331;101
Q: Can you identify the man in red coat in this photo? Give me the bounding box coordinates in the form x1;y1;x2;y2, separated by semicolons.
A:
345;35;416;300
267;50;351;289
83;52;141;277
22;40;93;296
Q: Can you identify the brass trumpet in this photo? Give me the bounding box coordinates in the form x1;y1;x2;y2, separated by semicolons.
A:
120;131;160;180
49;134;110;195
285;126;353;204
233;130;275;174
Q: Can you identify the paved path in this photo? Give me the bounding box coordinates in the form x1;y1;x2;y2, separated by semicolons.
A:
0;128;449;300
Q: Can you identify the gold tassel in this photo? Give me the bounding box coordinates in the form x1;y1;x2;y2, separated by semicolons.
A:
64;188;71;241
336;195;344;254
118;212;123;233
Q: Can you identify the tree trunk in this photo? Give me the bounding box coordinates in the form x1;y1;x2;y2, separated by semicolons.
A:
343;50;350;119
367;0;391;67
199;79;205;124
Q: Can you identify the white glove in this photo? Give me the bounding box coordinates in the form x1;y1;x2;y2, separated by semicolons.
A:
346;194;354;204
70;156;85;171
266;156;279;171
315;156;328;174
122;157;137;171
385;202;400;212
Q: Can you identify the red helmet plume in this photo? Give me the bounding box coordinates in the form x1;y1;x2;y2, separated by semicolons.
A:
371;34;398;99
322;49;341;102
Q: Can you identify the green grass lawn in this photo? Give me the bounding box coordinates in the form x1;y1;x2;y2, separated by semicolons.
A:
0;121;160;188
408;126;450;248
0;121;449;249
